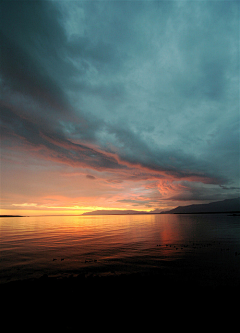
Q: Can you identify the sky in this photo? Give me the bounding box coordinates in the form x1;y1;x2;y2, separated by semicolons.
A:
0;0;239;216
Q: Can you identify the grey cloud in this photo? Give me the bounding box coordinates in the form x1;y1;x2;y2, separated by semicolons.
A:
0;1;72;112
167;181;240;203
0;104;122;171
117;199;154;207
86;175;96;180
1;0;239;201
0;32;70;114
105;122;221;183
68;37;119;69
170;2;237;102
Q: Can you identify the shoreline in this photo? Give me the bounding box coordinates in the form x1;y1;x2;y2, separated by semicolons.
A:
0;215;26;218
1;271;239;328
1;211;239;218
2;269;240;289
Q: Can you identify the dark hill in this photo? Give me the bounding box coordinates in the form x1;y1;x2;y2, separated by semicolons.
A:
82;210;149;216
164;197;240;214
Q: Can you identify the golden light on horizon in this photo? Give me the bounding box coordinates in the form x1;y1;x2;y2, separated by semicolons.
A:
0;205;155;217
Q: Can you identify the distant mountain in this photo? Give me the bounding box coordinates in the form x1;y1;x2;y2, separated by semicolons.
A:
0;215;25;217
82;210;150;216
81;198;240;216
163;197;240;214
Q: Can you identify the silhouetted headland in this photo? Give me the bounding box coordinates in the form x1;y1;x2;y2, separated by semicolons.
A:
0;215;25;218
82;198;240;215
82;209;151;216
162;197;240;214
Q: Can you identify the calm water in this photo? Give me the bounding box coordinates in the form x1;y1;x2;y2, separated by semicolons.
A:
1;214;240;286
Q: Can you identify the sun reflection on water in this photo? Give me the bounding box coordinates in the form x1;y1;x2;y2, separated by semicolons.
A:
1;213;240;282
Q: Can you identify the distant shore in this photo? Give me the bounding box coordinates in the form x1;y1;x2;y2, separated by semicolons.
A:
173;211;240;215
0;215;25;218
81;198;240;215
1;212;239;218
82;211;240;216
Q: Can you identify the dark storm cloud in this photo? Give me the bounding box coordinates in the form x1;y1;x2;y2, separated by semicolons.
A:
0;0;117;169
167;181;240;202
106;122;219;182
0;103;122;170
0;0;239;201
0;1;73;113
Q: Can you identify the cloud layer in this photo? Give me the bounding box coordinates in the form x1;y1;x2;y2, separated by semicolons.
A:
0;0;239;212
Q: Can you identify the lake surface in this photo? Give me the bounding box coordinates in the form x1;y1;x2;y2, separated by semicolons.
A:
1;214;240;286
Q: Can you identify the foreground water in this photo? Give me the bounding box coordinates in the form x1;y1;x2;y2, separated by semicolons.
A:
1;214;240;286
